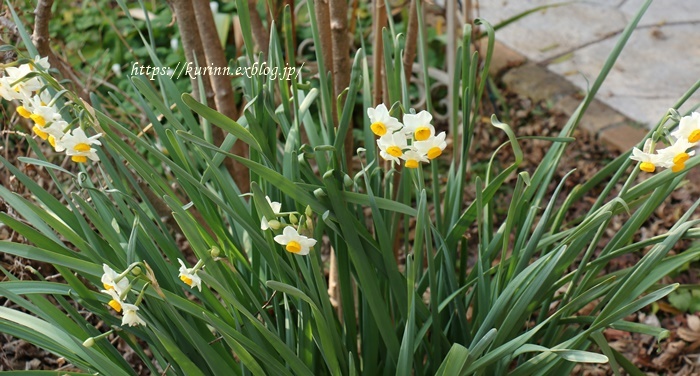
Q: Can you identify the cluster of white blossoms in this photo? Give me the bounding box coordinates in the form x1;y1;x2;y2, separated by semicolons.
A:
260;196;317;256
367;104;447;168
0;55;102;163
630;112;700;173
100;264;146;327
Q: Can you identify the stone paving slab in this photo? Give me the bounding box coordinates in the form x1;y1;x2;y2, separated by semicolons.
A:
478;0;700;128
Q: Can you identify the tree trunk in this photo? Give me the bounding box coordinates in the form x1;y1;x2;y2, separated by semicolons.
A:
193;0;250;191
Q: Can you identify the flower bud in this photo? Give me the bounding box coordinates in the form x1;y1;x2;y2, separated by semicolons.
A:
24;265;37;274
210;247;220;258
111;64;122;77
343;174;353;188
305;205;313;218
289;213;298;225
267;219;281;230
131;266;141;276
82;338;95;347
306;217;314;231
314;188;327;198
669;108;681;121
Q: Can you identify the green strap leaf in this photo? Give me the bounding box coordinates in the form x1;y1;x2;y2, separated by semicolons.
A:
182;92;263;153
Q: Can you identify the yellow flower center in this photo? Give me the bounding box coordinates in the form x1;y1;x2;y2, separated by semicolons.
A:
72;155;88;163
673;152;690;164
371;122;387;136
689;130;700;143
180;275;193;286
672;162;685;173
286;241;302;254
48;135;56;148
386;146;403;157
414;127;431;141
74;143;91;152
30;114;46;127
405;159;419;168
108;299;122;312
32;125;48;140
639;162;655;173
427;146;442;160
103;283;113;290
16;106;31;118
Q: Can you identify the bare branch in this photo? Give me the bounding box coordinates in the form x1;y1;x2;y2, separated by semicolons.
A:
402;0;418;86
30;0;53;57
372;0;385;106
329;0;349;101
329;0;353;177
28;0;91;103
192;0;249;191
314;0;334;81
0;16;19;41
315;0;338;138
169;0;215;107
248;0;270;55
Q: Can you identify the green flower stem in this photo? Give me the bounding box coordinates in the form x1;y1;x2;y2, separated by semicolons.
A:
134;281;151;306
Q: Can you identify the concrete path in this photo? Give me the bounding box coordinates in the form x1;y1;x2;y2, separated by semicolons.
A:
478;0;700;129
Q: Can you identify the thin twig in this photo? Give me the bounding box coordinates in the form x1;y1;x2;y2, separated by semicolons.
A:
160;364;172;376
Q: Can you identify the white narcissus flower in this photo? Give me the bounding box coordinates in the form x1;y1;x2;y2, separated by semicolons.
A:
274;226;317;255
414;132;447;160
377;132;408;164
60;128;102;163
403;111;434;141
657;138;696;172
401;149;429;169
17;92;64;141
45;120;69;150
4;62;43;95
0;77;22;101
630;139;663;173
671;112;700;144
29;104;61;128
32;55;50;70
178;259;202;292
101;288;124;313
121;303;146;327
101;264;129;295
260;196;282;230
367;104;402;137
